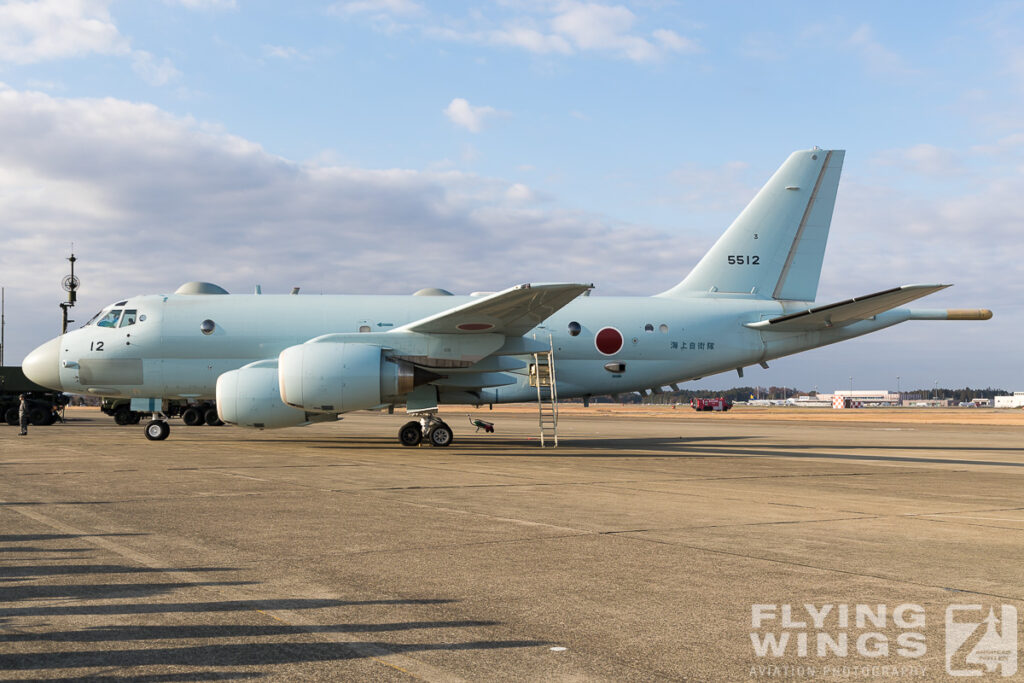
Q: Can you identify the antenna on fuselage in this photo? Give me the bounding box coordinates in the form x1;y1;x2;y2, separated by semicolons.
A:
60;250;79;335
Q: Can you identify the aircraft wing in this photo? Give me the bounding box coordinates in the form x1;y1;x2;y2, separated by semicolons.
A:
747;284;950;332
393;282;593;337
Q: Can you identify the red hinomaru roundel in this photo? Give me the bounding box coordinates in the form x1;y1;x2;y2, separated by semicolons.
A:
595;327;624;355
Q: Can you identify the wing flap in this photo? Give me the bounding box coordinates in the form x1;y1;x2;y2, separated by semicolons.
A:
395;282;592;337
748;284;950;332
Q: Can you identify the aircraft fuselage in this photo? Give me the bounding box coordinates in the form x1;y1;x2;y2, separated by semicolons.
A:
39;291;909;404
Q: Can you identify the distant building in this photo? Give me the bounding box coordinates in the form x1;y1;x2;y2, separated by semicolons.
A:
994;392;1024;408
829;390;901;408
786;395;832;408
905;399;954;408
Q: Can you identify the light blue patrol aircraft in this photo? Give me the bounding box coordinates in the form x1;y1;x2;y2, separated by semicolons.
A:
23;148;991;445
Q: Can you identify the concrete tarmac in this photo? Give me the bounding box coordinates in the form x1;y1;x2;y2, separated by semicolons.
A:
1;408;1023;681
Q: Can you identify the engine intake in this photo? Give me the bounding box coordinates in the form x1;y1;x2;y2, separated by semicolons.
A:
216;361;325;429
278;342;418;413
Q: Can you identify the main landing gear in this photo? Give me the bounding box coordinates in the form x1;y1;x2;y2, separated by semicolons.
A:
398;414;453;448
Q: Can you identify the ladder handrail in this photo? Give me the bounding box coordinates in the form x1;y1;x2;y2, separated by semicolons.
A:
547;333;558;447
531;333;559;447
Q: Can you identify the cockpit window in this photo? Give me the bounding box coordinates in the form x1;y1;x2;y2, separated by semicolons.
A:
119;310;138;327
96;310;122;328
85;310;104;326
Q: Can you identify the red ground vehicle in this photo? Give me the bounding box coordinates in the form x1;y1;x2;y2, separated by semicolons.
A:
690;397;732;412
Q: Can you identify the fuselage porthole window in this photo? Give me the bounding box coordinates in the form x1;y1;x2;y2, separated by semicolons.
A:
139;314;147;322
659;324;669;333
96;310;122;328
644;323;654;333
119;310;138;327
568;321;582;337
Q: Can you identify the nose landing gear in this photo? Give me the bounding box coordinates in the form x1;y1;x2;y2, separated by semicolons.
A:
144;417;171;441
398;413;453;448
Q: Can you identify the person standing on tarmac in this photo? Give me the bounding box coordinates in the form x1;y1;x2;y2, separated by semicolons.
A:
18;394;29;436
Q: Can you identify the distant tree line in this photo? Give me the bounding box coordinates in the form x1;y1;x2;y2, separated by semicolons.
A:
898;387;1011;402
567;387;1013;405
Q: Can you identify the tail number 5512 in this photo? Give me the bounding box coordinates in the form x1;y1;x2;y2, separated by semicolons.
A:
727;255;760;265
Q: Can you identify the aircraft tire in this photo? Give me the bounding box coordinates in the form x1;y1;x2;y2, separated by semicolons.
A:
398;421;422;447
204;408;224;426
114;409;131;426
427;422;453;448
6;407;19;425
130;411;142;424
145;420;170;441
28;407;48;425
182;407;204;426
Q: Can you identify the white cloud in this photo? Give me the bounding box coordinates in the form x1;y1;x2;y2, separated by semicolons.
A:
0;86;694;361
547;2;700;61
328;0;424;17
444;97;500;133
506;182;533;201
739;33;785;61
652;28;700;54
262;44;308;60
0;0;182;87
166;0;238;9
668;160;754;212
335;1;700;63
0;0;128;63
131;50;181;86
846;24;916;76
874;144;963;177
26;78;62;91
973;133;1024;155
327;0;424;34
488;25;573;55
551;3;634;49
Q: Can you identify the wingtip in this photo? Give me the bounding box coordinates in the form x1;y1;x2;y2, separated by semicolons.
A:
902;283;952;290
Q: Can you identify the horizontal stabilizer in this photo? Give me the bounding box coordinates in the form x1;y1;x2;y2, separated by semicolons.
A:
395;282;592;337
747;284;950;332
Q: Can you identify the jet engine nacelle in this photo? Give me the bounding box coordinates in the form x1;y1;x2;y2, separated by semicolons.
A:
277;342;413;413
216;361;317;429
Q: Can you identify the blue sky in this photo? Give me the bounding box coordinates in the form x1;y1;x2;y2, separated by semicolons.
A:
0;0;1021;392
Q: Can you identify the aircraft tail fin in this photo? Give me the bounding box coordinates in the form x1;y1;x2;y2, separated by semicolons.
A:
659;148;844;301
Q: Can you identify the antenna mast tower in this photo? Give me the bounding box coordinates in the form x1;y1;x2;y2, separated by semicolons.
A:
60;252;79;334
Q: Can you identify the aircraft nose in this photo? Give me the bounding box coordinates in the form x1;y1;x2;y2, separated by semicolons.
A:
23;337;63;391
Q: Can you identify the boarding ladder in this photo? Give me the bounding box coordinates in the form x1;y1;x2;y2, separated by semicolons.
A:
530;335;559;447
